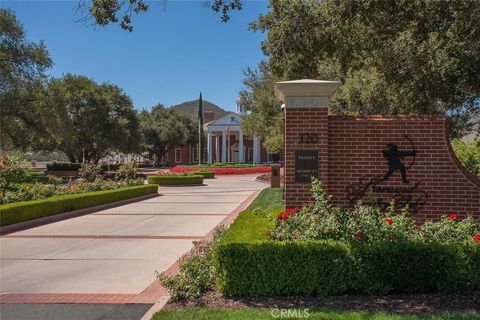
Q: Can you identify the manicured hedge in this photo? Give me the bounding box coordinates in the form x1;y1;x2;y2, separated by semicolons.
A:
193;171;215;179
147;175;204;185
213;189;480;297
0;184;158;226
171;166;271;175
46;162;82;171
100;164;120;171
214;240;480;297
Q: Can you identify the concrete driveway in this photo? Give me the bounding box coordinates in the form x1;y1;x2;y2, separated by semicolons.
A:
0;175;265;305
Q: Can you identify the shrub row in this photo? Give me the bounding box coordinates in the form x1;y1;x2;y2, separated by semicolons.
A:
46;162;82;171
214;240;480;297
46;163;152;171
0;184;158;226
214;188;480;297
147;175;204;185
171;166;271;175
194;171;215;179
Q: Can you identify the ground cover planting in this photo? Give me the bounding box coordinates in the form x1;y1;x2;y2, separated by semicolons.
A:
1;156;158;226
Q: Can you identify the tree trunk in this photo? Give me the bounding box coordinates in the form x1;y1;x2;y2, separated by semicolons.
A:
67;153;77;163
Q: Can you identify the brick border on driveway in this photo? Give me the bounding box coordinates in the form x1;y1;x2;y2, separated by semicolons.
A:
0;188;262;304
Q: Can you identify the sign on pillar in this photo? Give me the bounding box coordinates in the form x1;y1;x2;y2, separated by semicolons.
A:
274;79;340;208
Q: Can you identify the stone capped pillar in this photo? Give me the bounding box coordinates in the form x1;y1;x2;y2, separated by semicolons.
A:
274;79;340;208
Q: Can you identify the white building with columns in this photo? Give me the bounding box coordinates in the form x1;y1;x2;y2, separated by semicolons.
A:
204;112;263;164
99;107;270;166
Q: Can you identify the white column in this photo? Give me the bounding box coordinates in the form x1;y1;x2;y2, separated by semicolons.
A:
239;130;244;163
222;130;227;162
215;134;220;162
252;137;256;164
253;136;258;164
207;131;212;163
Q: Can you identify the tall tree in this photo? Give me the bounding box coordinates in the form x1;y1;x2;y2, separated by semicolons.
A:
139;105;197;162
48;74;141;162
239;61;284;154
250;0;480;138
0;9;59;150
77;0;242;31
198;93;204;164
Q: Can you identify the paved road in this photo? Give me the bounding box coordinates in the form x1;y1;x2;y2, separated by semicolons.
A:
0;175;265;319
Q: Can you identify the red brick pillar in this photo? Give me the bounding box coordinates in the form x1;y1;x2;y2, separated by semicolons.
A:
274;80;340;208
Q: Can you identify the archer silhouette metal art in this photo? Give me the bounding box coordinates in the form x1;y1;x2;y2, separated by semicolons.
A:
381;136;417;183
345;135;427;215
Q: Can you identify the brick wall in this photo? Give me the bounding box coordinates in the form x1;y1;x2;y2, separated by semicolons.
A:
285;113;480;222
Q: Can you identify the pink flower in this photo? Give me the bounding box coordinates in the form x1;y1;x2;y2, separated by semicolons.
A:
415;225;422;231
448;213;457;220
472;235;480;242
384;218;393;225
354;231;363;240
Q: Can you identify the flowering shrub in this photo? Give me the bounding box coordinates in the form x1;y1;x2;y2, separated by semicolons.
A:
78;161;101;182
157;226;226;300
271;178;480;244
0;154;29;197
115;162;138;180
47;175;64;189
171;166;271;175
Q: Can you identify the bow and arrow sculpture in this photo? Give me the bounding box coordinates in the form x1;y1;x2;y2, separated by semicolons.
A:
381;135;417;183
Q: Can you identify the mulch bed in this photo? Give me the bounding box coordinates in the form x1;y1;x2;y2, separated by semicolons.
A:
256;172;285;186
165;290;480;313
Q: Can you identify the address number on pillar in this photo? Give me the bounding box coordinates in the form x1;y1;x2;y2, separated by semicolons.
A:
299;133;318;143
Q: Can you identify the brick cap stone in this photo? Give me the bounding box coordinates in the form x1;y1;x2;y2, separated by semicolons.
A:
274;79;341;102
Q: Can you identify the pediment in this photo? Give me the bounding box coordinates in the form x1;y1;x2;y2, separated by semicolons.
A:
206;113;242;127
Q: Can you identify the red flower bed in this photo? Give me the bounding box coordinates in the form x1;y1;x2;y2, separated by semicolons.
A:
170;166;271;175
278;208;298;221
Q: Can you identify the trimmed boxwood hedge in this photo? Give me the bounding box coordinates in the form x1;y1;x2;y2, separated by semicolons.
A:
193;171;215;179
213;189;480;297
46;162;82;171
147;175;204;185
214;238;480;297
0;184;158;227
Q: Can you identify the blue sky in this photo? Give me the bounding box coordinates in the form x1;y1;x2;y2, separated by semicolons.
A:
2;0;269;111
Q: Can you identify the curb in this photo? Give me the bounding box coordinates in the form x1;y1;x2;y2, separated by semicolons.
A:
0;192;159;236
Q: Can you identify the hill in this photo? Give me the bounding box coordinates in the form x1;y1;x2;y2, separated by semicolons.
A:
170;99;228;121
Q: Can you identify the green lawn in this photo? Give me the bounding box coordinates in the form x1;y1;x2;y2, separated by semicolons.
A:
247;187;283;211
221;188;283;243
153;308;480;320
